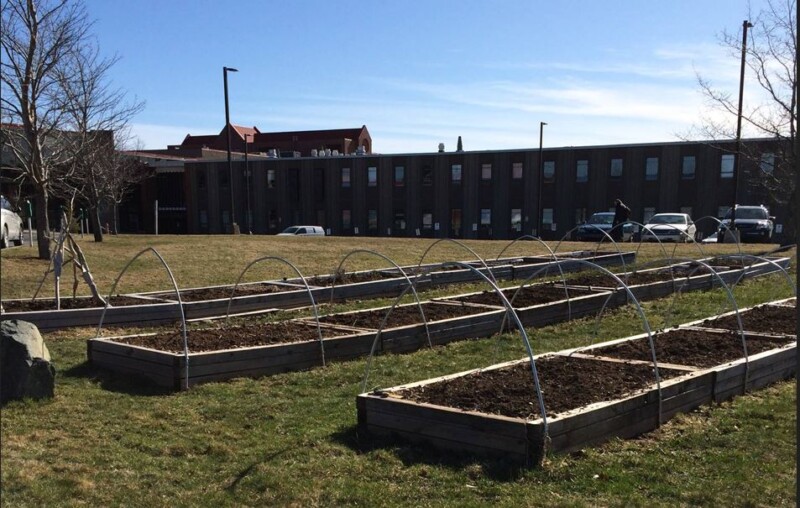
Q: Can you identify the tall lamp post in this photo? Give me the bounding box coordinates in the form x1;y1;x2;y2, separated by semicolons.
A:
729;20;753;240
244;133;252;234
223;66;239;234
537;121;547;238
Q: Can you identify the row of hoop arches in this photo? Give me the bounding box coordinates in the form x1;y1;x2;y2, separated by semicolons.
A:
95;220;795;462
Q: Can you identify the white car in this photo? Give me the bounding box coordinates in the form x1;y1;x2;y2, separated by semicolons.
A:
1;195;23;248
277;225;325;236
641;213;696;243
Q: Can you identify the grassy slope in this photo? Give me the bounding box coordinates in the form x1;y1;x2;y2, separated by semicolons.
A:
0;236;796;506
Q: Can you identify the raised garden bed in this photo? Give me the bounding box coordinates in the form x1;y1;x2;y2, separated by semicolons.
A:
699;302;796;336
89;321;372;389
357;299;796;466
1;295;158;312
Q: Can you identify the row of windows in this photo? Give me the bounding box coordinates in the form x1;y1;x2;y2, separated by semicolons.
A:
198;204;736;234
200;152;776;192
331;153;777;188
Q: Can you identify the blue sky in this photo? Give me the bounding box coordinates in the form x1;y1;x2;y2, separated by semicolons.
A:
83;0;775;153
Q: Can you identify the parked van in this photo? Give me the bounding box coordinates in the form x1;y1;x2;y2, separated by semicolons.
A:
277;225;325;236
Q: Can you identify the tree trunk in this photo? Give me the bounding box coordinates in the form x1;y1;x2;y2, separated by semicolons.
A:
113;202;119;235
34;188;51;260
89;205;103;242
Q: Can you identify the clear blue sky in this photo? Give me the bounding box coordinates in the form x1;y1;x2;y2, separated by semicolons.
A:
83;0;775;153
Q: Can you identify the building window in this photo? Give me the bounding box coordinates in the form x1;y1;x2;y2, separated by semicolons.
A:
422;166;433;186
512;162;523;179
480;208;491;225
268;209;278;229
422;212;433;230
342;209;351;229
394;166;405;187
610;158;623;179
341;167;351;188
542;208;554;225
481;164;492;180
451;164;462;184
682;156;696;179
267;169;276;188
576;160;588;183
680;206;692;217
511;208;522;232
393;211;406;231
643;207;656;223
451;209;462;234
199;210;208;230
645;157;659;181
720;154;734;179
222;210;231;228
575;207;587;225
367;167;377;187
760;152;775;174
368;209;378;229
543;161;555;183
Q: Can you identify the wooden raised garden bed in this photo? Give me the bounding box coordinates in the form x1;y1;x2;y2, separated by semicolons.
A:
356;299;796;466
0;294;179;330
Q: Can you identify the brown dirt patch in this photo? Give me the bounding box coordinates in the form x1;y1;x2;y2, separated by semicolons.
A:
563;265;723;287
2;295;152;312
588;328;792;368
111;321;353;353
450;284;599;307
164;283;300;302
399;355;683;419
317;302;493;329
701;304;796;336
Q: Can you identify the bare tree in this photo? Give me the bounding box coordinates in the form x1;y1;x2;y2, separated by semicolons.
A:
1;0;91;258
103;138;153;235
52;41;144;241
695;0;797;234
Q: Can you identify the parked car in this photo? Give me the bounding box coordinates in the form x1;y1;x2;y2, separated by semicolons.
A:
0;195;23;248
717;205;774;243
277;225;325;236
641;213;696;243
575;212;633;242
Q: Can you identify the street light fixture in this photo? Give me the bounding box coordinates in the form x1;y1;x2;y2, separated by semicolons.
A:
537;121;547;238
223;66;239;234
729;20;753;240
244;133;252;234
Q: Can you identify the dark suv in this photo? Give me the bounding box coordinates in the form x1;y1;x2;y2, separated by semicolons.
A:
717;205;775;243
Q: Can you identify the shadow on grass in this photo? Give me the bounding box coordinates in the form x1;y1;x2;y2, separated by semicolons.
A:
62;361;173;396
225;448;292;492
330;424;526;481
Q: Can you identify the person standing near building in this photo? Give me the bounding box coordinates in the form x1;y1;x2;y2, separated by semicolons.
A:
612;198;631;241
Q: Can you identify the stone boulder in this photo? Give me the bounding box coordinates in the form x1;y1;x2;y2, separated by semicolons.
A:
1;320;56;404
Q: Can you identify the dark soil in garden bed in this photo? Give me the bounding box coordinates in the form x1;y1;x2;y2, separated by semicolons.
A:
448;284;600;308
701;303;796;336
586;328;792;368
164;283;301;302
398;355;683;419
1;295;155;312
317;302;494;329
111;320;354;352
563;265;727;288
306;270;416;286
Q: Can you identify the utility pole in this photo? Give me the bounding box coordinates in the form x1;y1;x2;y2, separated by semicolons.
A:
537;121;547;237
729;20;753;239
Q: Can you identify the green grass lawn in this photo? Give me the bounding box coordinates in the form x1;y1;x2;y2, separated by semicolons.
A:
0;236;796;506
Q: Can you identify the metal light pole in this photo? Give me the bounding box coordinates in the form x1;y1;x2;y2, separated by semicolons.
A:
537;121;547;237
244;133;252;234
730;20;753;238
223;66;239;234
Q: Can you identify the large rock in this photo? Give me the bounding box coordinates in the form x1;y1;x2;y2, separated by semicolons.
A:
1;320;55;404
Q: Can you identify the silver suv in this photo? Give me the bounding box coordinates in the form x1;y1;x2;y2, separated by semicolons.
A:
717;205;774;243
